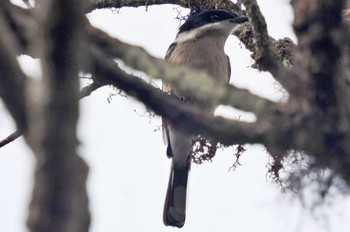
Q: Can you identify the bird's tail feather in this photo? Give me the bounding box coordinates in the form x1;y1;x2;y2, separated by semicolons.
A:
163;161;190;228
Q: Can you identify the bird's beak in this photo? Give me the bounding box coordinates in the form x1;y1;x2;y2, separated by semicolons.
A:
230;16;249;24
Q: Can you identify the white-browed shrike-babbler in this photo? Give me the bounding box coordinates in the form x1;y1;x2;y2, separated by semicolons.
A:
162;9;248;228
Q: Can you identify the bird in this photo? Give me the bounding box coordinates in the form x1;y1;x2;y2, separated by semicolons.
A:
162;9;248;228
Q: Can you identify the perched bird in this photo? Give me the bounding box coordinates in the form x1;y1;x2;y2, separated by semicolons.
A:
162;9;248;228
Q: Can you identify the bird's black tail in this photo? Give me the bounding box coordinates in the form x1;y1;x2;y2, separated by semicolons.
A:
163;161;190;228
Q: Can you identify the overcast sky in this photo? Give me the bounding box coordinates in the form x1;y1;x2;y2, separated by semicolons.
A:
1;1;350;232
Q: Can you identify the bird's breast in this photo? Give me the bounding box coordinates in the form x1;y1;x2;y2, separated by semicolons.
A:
167;39;229;84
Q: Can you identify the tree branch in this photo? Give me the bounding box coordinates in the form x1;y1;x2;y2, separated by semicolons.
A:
240;0;297;93
288;0;350;176
90;44;277;146
89;0;180;12
86;24;277;115
26;0;90;231
0;3;27;132
241;0;278;69
79;81;104;98
87;0;243;13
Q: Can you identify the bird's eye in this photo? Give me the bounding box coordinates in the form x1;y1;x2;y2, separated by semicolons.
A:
210;15;219;21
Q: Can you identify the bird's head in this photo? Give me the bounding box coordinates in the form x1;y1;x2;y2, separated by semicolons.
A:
176;10;248;42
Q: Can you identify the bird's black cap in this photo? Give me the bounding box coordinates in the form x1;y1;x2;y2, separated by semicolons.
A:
178;10;248;33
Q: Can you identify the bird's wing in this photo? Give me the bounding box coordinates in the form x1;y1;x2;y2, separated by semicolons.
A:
162;42;178;157
165;42;177;61
226;55;231;83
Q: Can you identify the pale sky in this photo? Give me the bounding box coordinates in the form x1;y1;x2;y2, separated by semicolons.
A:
1;1;350;232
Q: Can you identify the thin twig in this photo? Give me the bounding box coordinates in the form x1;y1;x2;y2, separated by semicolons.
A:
0;131;22;148
0;82;104;149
